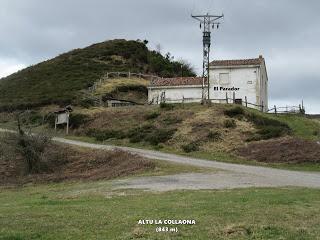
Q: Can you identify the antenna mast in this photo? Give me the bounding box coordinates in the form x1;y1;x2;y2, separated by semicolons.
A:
192;13;223;102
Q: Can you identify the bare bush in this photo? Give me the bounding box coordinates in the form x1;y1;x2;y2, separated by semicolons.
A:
11;111;53;174
0;132;17;162
16;132;52;174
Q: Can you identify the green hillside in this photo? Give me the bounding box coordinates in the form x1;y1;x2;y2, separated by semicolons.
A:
0;39;195;110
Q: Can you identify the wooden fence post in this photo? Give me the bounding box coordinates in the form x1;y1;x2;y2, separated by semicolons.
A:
226;92;228;104
245;96;248;107
54;116;57;132
66;113;69;135
274;105;277;115
233;92;235;104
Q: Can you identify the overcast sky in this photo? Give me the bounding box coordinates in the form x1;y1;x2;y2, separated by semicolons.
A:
1;0;319;113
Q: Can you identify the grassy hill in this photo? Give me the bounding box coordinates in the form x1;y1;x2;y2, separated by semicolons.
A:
47;103;318;171
0;39;195;110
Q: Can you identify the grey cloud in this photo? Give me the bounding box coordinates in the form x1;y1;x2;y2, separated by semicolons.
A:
0;0;319;112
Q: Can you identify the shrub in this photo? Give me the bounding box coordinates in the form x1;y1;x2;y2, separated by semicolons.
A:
113;59;123;65
79;98;95;108
0;132;70;176
127;124;153;143
207;131;222;141
313;130;319;136
127;124;176;145
18;111;43;127
28;111;43;125
160;102;174;110
224;106;245;118
17;132;52;174
44;114;56;128
224;119;236;128
69;113;90;129
128;130;146;143
163;116;182;125
258;126;288;139
245;112;288;128
0;133;17;162
144;111;160;120
182;142;199;153
245;112;291;140
87;129;125;141
145;128;176;145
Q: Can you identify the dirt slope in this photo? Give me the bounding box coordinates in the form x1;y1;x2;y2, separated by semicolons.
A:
237;137;320;163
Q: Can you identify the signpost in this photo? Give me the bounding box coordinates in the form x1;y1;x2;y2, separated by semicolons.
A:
54;106;72;134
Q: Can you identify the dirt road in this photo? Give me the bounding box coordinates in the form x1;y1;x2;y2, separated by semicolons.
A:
1;128;320;191
52;137;320;190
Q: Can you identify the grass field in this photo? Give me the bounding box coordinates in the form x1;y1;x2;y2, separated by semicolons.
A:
0;184;319;240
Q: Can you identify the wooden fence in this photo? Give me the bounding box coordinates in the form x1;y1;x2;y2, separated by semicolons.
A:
267;105;305;114
151;93;305;114
150;92;268;112
84;72;306;114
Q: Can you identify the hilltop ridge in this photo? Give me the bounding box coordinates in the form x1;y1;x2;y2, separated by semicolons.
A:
0;39;195;110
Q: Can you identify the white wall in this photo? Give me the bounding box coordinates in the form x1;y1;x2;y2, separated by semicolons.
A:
209;66;267;111
148;65;268;112
148;86;203;103
259;61;269;110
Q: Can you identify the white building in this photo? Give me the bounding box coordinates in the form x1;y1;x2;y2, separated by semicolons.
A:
148;56;268;111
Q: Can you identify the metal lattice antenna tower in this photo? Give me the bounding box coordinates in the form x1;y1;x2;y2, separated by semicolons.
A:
192;13;223;101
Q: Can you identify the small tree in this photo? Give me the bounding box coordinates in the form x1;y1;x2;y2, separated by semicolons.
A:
15;112;52;174
143;39;149;45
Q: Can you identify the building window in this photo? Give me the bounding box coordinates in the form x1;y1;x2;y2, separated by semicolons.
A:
219;73;230;85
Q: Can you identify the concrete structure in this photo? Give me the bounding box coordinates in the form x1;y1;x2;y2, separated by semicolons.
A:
103;97;137;108
148;56;268;111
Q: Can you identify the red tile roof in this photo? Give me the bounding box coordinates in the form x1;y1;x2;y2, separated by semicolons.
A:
150;56;265;87
150;77;206;87
210;56;265;67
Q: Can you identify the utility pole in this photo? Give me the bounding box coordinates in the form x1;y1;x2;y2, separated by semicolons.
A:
192;13;223;102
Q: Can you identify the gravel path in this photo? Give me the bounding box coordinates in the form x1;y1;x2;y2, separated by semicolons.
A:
53;137;320;190
1;128;320;191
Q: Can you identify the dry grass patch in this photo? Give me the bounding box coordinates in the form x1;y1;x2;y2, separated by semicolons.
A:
0;139;155;185
94;77;149;95
169;106;255;153
81;106;148;131
237;137;320;163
